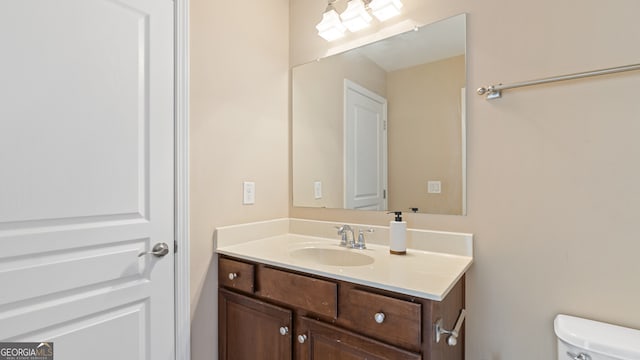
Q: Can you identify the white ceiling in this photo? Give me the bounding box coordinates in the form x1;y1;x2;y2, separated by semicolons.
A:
354;14;466;72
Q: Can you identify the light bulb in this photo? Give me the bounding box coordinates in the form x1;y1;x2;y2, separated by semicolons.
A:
340;0;372;32
369;0;403;22
316;7;346;41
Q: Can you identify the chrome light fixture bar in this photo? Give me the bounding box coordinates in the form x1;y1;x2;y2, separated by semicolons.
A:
316;0;403;41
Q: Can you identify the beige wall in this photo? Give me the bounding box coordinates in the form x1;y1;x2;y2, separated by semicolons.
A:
292;54;386;208
387;55;465;214
291;0;640;359
189;0;289;358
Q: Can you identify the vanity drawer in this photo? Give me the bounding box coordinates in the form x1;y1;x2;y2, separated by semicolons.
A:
257;267;337;319
339;287;422;352
219;257;255;293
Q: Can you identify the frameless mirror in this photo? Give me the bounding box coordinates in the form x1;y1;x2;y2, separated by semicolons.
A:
292;14;467;215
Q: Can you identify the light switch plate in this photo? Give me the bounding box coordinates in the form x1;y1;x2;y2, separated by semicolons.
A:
428;181;441;194
243;181;255;204
314;181;322;199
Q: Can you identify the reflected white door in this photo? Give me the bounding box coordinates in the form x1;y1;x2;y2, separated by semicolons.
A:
0;0;175;359
344;80;387;210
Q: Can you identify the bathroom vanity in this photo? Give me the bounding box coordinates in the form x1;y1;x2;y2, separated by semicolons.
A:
215;219;473;360
218;255;464;359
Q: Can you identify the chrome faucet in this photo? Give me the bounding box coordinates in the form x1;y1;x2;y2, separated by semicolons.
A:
336;225;373;249
335;225;355;247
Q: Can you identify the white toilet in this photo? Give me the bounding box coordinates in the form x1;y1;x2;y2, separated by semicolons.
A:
555;314;640;360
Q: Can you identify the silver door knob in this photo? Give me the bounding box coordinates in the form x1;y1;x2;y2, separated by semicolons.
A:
279;326;289;336
297;334;307;344
568;352;591;360
374;312;385;324
228;272;238;280
138;242;170;257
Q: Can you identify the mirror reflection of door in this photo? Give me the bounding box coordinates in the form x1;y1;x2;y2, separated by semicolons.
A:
344;80;388;210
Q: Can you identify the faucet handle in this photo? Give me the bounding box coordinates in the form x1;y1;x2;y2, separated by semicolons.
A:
335;224;353;233
335;225;348;246
354;228;373;249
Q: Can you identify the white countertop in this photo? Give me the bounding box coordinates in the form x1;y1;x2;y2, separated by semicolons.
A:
216;222;473;301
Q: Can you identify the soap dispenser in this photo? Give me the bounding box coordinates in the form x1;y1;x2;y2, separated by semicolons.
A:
388;211;407;255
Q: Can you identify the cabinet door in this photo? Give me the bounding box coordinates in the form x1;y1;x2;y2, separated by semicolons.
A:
296;317;421;360
219;289;292;360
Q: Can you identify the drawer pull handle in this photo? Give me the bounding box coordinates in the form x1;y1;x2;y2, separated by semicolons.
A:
297;334;308;344
435;309;466;346
279;326;289;336
228;272;238;280
374;312;385;324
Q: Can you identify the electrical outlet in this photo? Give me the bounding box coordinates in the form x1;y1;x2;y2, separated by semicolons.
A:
243;181;255;204
428;181;441;194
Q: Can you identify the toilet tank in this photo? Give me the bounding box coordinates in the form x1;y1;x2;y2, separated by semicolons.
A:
555;314;640;360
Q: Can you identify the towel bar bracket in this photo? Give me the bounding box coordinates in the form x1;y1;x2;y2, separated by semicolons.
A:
435;309;466;346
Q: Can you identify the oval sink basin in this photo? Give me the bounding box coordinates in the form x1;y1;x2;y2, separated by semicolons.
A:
290;247;374;267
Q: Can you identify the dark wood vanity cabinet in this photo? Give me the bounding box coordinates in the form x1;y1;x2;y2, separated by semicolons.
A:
219;289;292;360
218;255;465;360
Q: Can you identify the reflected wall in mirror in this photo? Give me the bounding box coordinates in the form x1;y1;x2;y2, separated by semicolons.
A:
292;14;467;215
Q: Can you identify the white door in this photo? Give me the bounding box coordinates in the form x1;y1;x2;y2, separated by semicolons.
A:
344;80;388;210
0;0;175;359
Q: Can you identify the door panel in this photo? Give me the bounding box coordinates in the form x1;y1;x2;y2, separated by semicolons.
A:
0;238;145;306
0;0;174;358
0;0;153;223
344;80;387;210
11;302;148;360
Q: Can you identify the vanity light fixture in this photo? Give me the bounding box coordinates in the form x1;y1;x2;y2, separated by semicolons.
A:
340;0;372;32
316;0;347;41
316;0;403;41
368;0;403;21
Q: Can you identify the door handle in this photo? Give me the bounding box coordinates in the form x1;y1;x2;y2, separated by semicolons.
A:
138;242;170;257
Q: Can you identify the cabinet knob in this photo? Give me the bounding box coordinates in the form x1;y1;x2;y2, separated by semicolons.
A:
374;312;385;324
279;326;289;336
228;272;238;280
297;334;308;344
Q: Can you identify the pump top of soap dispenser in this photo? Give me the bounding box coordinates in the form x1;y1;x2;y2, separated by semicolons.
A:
388;211;403;222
